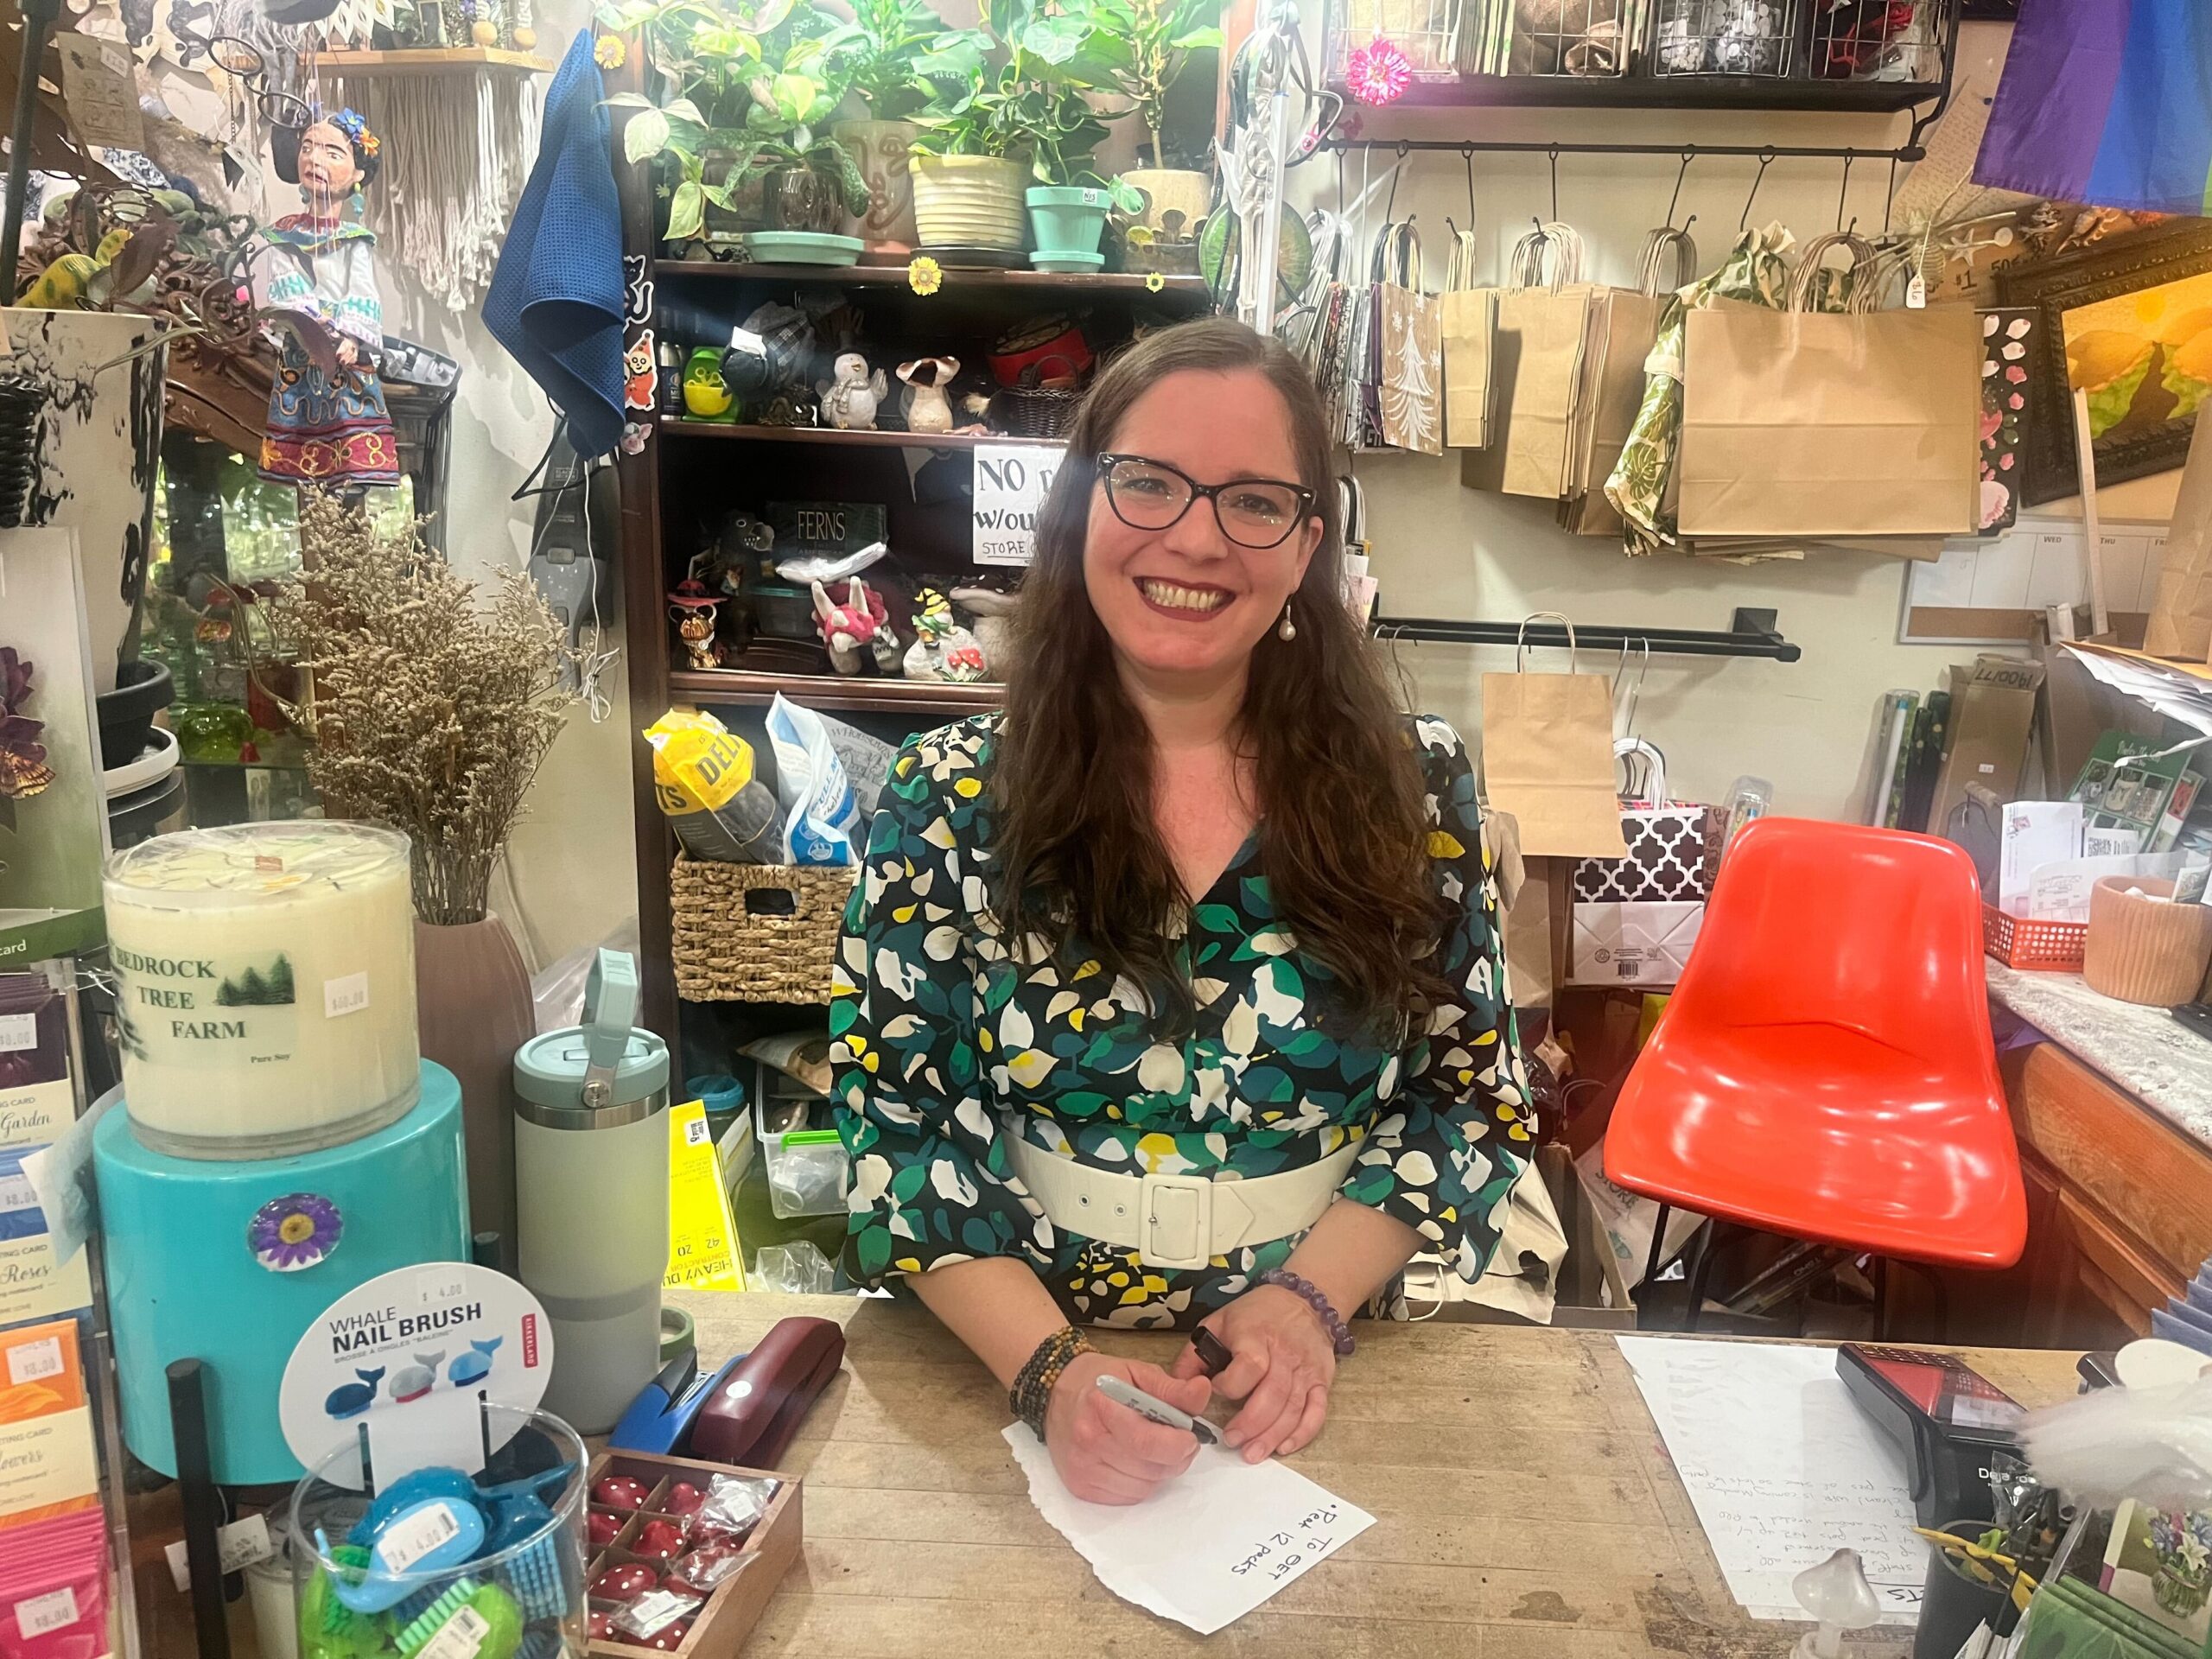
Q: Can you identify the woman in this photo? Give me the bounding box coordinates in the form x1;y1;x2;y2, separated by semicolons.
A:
831;318;1531;1506
256;110;400;489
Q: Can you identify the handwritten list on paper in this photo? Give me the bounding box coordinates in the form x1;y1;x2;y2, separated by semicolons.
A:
1001;1424;1375;1634
1617;1338;1927;1624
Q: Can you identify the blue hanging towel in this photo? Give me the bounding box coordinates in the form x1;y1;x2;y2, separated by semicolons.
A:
483;29;626;458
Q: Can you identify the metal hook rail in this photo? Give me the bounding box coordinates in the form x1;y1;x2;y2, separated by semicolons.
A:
1373;609;1802;663
1319;136;1927;164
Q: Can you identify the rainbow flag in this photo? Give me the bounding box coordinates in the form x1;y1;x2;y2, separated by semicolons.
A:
1974;0;2212;216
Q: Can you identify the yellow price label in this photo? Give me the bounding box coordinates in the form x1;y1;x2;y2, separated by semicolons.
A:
664;1100;744;1293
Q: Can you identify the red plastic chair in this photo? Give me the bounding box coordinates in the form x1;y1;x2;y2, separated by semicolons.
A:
1604;817;2026;1322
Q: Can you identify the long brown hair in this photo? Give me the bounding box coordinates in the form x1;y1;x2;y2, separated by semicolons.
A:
990;318;1448;1033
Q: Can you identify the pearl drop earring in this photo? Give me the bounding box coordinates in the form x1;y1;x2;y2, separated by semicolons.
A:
1277;601;1296;642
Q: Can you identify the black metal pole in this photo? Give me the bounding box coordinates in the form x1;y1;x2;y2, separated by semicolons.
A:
2;0;66;292
167;1359;232;1659
1372;616;1802;662
1323;136;1926;165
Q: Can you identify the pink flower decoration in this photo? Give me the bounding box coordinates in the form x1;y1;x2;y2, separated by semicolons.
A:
1980;409;2002;444
2000;454;2014;470
1346;36;1413;105
2005;365;2027;383
2010;393;2024;410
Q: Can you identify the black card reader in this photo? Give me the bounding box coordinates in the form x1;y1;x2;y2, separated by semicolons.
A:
1837;1343;2024;1527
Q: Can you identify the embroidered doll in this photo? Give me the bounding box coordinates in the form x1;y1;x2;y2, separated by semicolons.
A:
256;110;400;489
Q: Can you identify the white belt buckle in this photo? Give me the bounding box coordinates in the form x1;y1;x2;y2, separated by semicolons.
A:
1138;1173;1215;1270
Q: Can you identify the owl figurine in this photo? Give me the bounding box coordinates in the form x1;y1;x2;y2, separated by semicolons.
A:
817;353;887;431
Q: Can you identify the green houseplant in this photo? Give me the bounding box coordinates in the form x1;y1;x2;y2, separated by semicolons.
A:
823;0;981;258
1113;0;1222;273
601;0;868;245
909;0;1141;261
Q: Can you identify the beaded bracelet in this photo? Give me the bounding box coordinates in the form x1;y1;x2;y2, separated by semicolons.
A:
1009;1325;1094;1440
1259;1268;1356;1357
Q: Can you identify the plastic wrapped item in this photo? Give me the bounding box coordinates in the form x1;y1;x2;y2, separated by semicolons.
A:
664;1543;753;1597
750;1240;840;1295
695;1474;779;1540
813;712;897;820
531;918;642;1036
609;1589;700;1641
765;1130;849;1220
0;1508;108;1659
764;696;861;866
644;711;782;865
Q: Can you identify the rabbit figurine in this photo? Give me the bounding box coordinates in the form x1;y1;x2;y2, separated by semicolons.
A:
898;355;961;435
817;353;887;431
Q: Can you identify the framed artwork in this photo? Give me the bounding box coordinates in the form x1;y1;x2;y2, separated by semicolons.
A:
1994;219;2212;506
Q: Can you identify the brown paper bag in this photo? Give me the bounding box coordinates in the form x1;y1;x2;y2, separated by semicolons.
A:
1442;227;1497;450
1480;613;1630;860
1499;284;1598;498
1565;288;1668;536
2145;413;2212;661
1679;234;1980;539
1376;220;1443;456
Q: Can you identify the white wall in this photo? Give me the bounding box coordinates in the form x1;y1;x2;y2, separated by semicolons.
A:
1283;10;2179;821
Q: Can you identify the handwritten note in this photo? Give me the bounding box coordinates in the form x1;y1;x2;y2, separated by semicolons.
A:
1617;1337;1926;1623
1002;1423;1373;1633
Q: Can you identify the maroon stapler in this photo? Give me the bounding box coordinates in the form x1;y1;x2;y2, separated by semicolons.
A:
689;1316;846;1469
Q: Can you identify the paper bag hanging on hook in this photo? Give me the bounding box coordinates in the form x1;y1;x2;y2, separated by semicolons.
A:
1495;224;1601;500
1441;226;1498;450
1375;220;1445;457
1678;232;1980;539
1479;614;1630;861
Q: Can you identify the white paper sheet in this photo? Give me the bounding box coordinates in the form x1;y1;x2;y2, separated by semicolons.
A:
1001;1424;1374;1634
1617;1337;1927;1624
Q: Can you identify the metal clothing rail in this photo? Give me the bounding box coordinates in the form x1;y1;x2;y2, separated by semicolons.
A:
1373;608;1802;663
1320;137;1927;164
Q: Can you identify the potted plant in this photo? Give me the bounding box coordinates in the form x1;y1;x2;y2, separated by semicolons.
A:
908;0;1136;258
1112;0;1221;268
823;0;980;260
601;0;868;245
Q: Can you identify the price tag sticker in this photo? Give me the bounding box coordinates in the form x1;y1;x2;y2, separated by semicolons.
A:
418;1606;493;1659
164;1514;275;1592
323;973;371;1020
6;1335;62;1387
378;1503;461;1572
14;1588;79;1639
683;1114;712;1147
1906;274;1927;309
0;1011;35;1052
415;1267;469;1311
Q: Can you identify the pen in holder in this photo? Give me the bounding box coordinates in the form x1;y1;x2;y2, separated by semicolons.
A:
2083;878;2212;1007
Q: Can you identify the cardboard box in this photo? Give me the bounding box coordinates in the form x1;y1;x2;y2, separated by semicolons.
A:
1929;655;2047;834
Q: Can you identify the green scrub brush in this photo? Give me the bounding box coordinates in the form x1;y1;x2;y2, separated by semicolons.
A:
394;1579;523;1659
299;1546;393;1659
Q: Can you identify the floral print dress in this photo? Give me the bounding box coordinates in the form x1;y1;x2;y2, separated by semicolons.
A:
829;711;1534;1330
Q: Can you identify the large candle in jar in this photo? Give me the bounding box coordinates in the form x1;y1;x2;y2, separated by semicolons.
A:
105;823;419;1159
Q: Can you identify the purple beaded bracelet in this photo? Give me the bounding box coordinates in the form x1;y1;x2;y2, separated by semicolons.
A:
1259;1268;1355;1356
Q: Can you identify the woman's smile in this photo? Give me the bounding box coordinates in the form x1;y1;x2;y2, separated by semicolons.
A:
1134;577;1235;618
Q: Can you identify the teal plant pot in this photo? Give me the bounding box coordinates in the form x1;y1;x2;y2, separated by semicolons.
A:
1026;186;1112;258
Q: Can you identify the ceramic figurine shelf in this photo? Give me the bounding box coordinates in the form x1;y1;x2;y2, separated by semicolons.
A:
659;420;1065;452
666;667;1004;714
318;47;555;76
653;262;1211;302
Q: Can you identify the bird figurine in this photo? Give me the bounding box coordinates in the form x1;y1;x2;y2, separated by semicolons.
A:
817;353;888;431
897;355;961;435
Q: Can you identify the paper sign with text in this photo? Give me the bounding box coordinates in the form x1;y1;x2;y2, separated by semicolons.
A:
972;443;1062;567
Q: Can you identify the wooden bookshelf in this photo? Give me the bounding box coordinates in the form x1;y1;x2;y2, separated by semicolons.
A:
318;47;554;77
659;420;1064;452
669;666;1004;715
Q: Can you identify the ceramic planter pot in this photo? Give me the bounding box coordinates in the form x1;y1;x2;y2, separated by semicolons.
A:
1026;186;1113;258
911;153;1027;251
415;913;534;1249
1121;167;1211;237
834;118;920;258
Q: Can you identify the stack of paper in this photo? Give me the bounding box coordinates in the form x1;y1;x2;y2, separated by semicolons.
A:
1617;1338;1928;1624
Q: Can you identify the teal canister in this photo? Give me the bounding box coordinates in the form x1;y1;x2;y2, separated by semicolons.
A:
92;1061;471;1485
513;950;670;1433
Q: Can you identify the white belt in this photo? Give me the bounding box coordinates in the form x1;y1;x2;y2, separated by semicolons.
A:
1006;1135;1358;1271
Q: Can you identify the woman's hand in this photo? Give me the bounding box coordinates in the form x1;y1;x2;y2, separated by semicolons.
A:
1170;1284;1337;1463
1045;1351;1211;1505
335;337;359;367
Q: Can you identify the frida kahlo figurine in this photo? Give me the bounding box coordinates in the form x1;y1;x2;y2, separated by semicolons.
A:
256;110;400;489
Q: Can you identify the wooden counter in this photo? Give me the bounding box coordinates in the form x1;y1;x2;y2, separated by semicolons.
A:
677;1292;2083;1657
1984;969;2212;1348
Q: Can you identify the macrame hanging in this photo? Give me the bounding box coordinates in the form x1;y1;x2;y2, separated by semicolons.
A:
312;67;543;312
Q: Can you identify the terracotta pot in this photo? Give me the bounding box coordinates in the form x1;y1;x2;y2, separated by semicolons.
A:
416;914;534;1249
910;153;1027;251
835;118;919;258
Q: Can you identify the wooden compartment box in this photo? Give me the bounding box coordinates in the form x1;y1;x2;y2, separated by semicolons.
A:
584;1449;803;1657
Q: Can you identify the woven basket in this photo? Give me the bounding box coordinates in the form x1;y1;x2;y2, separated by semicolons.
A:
670;856;858;1003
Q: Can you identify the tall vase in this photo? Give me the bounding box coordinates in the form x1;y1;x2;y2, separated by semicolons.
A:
835;119;919;261
416;915;533;1255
